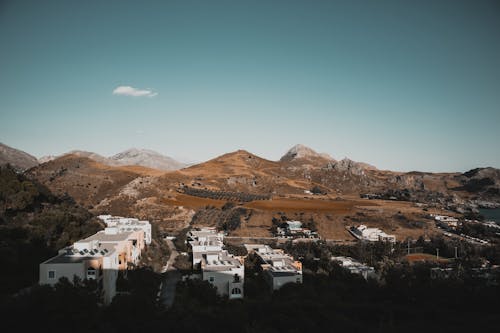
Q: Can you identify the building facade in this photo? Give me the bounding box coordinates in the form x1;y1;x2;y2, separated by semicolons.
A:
331;256;377;280
188;228;244;298
246;244;303;291
349;225;396;243
40;218;147;304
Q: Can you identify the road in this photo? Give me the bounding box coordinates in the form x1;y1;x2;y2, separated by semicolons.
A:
159;239;181;308
224;236;278;240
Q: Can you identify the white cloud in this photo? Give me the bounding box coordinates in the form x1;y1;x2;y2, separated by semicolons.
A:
112;85;158;97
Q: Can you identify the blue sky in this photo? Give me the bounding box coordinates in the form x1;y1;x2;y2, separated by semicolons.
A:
1;0;499;172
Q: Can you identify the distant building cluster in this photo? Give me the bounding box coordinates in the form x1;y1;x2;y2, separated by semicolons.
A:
349;225;396;243
433;214;459;230
187;228;244;299
39;215;151;304
276;220;319;239
331;256;377;280
245;244;303;290
186;228;304;297
432;214;490;245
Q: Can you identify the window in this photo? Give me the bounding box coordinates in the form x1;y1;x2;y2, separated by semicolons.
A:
209;277;215;282
87;267;96;279
231;288;241;295
48;270;56;279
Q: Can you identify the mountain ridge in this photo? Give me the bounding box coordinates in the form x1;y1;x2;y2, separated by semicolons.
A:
37;148;186;171
110;148;186;171
0;142;39;171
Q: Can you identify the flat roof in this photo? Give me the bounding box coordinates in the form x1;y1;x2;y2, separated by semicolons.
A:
43;243;116;264
81;230;134;242
43;254;101;264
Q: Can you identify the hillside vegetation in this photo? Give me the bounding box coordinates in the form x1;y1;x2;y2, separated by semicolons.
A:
0;166;101;295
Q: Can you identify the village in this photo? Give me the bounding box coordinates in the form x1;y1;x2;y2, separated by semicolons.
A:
38;212;500;306
39;214;395;304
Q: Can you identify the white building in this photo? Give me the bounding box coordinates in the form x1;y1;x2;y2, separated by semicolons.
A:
188;228;224;266
98;215;152;244
276;220;318;239
331;256;377;280
188;228;244;298
433;215;459;229
245;244;303;290
349;225;396;243
40;220;147;304
201;250;244;299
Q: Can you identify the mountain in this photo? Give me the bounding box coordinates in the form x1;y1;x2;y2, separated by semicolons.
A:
453;167;500;203
25;145;500;242
176;149;299;193
26;154;154;209
38;155;57;164
66;150;119;166
110;148;185;171
280;144;333;163
39;148;185;171
0;142;39;171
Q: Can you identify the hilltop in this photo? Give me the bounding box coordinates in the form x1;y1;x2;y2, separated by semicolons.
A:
111;148;186;171
280;144;334;164
38;148;186;171
0;142;39;171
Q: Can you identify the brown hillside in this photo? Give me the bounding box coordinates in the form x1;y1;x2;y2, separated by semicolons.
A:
26;155;147;208
26;148;499;241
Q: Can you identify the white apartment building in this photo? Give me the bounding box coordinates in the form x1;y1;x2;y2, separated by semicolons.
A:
188;228;244;298
349;225;396;243
245;244;303;290
40;220;147;304
98;215;152;244
331;256;377;280
201;250;244;299
188;228;224;266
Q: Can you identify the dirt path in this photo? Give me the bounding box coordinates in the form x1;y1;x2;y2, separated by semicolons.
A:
159;239;181;307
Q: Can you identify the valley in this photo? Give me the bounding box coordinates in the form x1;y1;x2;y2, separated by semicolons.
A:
2;142;497;245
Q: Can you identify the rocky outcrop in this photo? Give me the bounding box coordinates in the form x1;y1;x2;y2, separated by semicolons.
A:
325;158;377;176
280;144;333;163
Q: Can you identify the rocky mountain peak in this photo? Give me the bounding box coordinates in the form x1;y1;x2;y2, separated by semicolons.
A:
111;148;157;160
281;144;333;162
110;148;185;171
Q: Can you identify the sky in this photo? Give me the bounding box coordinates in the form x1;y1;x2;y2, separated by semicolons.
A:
0;0;499;172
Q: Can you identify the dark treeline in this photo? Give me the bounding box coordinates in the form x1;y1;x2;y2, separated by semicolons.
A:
2;259;500;333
